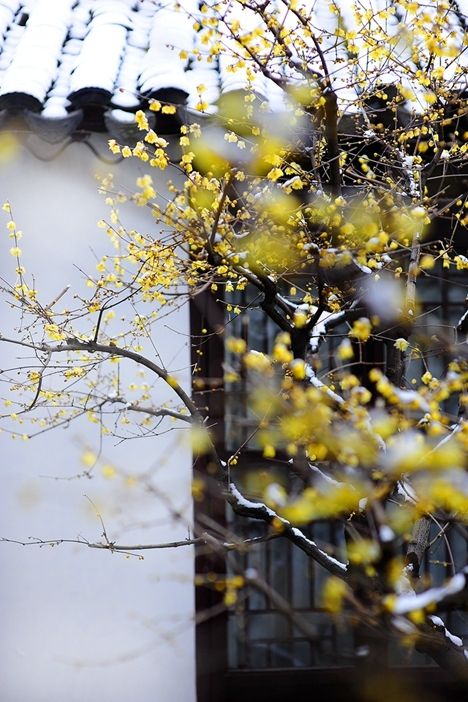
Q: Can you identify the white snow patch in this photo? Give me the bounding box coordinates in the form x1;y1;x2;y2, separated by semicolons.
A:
429;616;464;648
379;525;394;543
290;527;347;573
309;310;345;353
392;572;466;614
229;482;276;518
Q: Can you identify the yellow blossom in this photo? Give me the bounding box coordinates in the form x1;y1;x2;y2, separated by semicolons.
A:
44;323;66;341
263;444;276;458
267;168;283;182
107;139;120;154
349;318;372;342
394;338;409;352
135;110;149;130
322;577;347;613
290;359;306;380
101;464;117;479
421;371;433;385
145;131;168;147
337;339;354;361
190;425;212;455
226;337;247;354
272;343;293;364
81;449;97;468
63;367;86;379
293;310;308;328
244;351;271;372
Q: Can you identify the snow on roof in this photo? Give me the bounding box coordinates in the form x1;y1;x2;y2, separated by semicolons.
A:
0;0;465;139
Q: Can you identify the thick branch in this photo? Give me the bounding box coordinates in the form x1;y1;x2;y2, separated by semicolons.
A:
406;517;431;579
416;619;468;681
227;482;347;578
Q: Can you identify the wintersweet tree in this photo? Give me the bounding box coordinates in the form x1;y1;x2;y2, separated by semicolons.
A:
1;0;468;689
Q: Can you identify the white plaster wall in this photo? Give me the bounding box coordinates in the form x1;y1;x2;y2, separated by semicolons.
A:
0;132;196;702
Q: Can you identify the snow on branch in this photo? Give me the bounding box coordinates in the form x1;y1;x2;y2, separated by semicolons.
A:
227;482;347;577
308;309;346;354
389;567;468;614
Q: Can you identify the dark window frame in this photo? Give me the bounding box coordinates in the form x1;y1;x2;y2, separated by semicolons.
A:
191;259;468;702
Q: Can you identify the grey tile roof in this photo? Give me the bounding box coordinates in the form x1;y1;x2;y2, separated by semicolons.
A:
0;0;211;137
0;0;466;141
0;3;169;106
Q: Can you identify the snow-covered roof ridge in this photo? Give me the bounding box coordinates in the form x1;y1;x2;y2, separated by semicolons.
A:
0;0;74;109
68;1;131;106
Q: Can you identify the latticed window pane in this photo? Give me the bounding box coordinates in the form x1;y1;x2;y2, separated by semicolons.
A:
227;506;350;669
224;265;467;670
